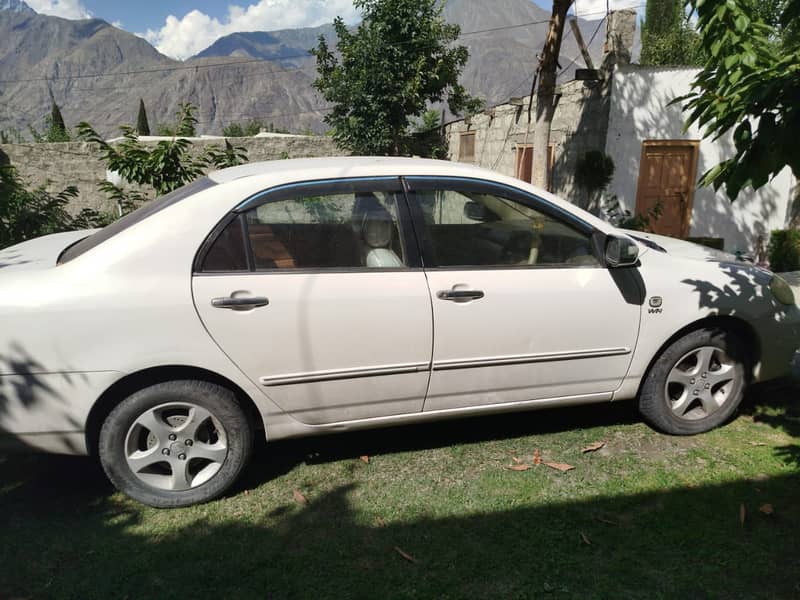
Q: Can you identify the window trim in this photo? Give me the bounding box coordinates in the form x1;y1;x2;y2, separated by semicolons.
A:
193;176;422;274
402;176;601;271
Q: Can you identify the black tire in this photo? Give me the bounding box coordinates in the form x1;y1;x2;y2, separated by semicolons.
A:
638;328;748;435
99;380;253;508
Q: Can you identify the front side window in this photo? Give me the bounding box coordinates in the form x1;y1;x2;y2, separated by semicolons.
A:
200;186;408;272
413;186;599;268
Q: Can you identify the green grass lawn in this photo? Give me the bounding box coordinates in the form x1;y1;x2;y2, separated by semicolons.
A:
2;385;799;599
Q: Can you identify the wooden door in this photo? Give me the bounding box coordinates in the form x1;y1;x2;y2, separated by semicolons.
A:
635;141;699;238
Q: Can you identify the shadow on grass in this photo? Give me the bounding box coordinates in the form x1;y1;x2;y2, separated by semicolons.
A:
1;391;798;599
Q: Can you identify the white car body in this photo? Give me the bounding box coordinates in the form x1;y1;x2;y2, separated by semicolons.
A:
0;157;797;456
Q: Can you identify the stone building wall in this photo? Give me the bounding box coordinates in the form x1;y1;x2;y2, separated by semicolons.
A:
443;9;637;210
444;79;609;208
0;135;342;214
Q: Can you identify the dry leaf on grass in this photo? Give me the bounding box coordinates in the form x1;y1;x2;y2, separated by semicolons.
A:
544;461;575;472
581;441;606;453
759;503;774;515
595;516;619;526
748;441;767;447
394;546;418;563
360;455;370;464
580;532;592;545
533;448;542;465
375;516;387;527
507;463;532;471
293;489;308;505
739;503;746;526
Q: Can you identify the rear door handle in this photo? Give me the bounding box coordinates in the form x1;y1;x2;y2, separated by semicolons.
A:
211;296;269;310
437;289;485;302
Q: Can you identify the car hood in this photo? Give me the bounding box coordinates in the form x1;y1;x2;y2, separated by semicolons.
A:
619;229;740;263
0;230;96;273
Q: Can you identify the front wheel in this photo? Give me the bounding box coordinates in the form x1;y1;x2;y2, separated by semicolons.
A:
99;380;253;508
638;328;748;435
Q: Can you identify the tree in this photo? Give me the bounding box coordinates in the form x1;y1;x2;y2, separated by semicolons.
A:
136;99;151;136
77;103;247;212
311;0;481;155
532;0;573;190
678;0;800;200
640;0;704;66
28;95;71;143
0;160;109;249
155;103;198;137
50;99;68;140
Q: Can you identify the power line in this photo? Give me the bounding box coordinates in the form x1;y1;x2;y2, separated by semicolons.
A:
0;3;645;85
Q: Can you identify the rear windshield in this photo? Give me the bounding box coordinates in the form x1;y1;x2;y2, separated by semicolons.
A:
58;177;217;264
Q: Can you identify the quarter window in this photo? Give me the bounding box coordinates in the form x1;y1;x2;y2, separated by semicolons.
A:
413;187;598;268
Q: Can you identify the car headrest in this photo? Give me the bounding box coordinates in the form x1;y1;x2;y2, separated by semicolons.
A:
362;206;394;249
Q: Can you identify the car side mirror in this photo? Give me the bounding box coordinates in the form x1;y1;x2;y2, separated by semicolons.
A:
463;201;489;222
605;235;639;268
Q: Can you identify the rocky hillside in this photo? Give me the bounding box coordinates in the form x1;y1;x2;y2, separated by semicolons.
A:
0;0;604;138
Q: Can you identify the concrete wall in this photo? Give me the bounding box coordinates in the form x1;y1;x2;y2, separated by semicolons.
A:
606;65;796;254
444;78;610;208
0;135;342;214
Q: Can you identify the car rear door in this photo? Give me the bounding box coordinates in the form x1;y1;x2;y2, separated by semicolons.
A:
192;177;432;425
404;176;642;412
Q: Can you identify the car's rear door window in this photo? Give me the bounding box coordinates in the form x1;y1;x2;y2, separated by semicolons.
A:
197;178;417;272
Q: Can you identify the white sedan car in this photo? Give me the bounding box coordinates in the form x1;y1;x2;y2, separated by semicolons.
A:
1;157;798;507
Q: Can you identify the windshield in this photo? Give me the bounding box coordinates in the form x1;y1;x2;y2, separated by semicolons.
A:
58;177;217;264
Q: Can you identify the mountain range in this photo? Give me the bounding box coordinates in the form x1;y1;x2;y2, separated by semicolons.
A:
0;0;605;138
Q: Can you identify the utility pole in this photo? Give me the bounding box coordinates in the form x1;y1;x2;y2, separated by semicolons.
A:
532;0;574;190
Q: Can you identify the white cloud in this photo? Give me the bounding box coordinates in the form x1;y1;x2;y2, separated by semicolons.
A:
574;0;642;20
26;0;90;19
141;0;359;61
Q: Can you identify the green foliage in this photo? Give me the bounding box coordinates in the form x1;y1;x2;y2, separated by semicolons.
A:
77;103;248;213
640;0;704;66
409;109;446;158
678;0;800;200
0;162;109;249
768;228;800;271
136;99;151;136
311;0;482;155
0;128;25;144
221;119;289;137
205;140;249;169
155;103;198;137
604;195;663;232
575;151;615;193
28;100;71;143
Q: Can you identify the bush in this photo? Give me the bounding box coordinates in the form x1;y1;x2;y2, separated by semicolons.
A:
768;229;800;272
0;162;110;249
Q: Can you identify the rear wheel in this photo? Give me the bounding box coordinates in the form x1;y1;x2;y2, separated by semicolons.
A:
638;328;748;435
99;380;253;508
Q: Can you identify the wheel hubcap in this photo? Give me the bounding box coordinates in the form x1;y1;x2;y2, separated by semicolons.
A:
124;402;229;491
665;345;738;421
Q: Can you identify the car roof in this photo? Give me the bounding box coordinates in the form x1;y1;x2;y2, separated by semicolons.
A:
208;156;509;185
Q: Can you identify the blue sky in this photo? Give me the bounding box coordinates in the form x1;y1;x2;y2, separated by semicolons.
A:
25;0;638;59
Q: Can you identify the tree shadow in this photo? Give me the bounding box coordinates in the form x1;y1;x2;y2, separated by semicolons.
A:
0;463;798;598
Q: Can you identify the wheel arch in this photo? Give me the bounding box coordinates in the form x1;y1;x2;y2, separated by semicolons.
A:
637;315;760;398
85;365;264;457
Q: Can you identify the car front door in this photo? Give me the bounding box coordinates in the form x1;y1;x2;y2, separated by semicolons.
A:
192;177;432;425
404;177;642;412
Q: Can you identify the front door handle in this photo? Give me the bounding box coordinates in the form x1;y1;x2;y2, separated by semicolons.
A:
437;289;485;302
211;296;269;310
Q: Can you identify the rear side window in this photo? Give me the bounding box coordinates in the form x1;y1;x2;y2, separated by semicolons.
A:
58;177;217;264
197;184;410;272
